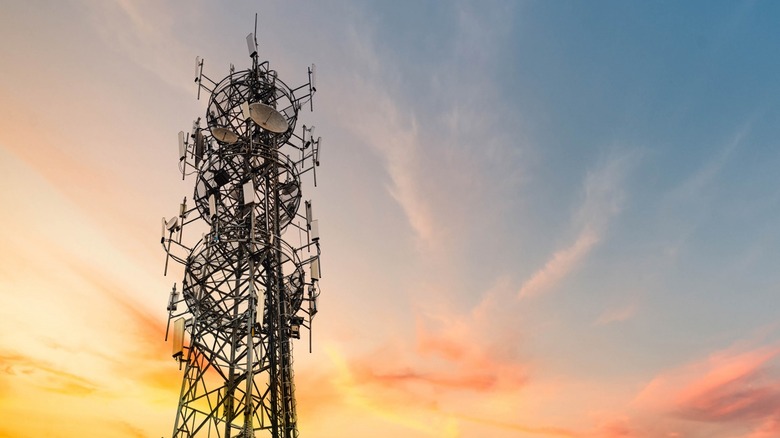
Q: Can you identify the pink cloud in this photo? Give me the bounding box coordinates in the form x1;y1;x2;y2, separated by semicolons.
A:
592;417;638;438
744;415;780;438
301;299;532;432
345;317;528;396
636;344;780;428
453;413;580;437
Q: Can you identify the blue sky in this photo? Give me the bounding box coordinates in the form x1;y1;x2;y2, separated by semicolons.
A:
1;1;780;437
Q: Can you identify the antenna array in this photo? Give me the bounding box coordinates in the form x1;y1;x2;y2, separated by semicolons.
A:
161;21;322;438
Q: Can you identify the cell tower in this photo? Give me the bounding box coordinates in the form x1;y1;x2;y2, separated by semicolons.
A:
161;20;322;438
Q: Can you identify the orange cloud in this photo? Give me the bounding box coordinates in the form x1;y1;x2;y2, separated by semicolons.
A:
58;256;171;356
0;351;98;397
354;366;501;392
636;344;780;427
589;416;639;438
745;415;780;438
454;413;580;437
288;294;537;437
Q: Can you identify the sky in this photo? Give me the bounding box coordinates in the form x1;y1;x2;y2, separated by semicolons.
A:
1;1;780;437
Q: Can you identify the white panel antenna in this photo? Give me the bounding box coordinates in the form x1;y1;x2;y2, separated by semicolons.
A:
172;317;185;358
310;258;320;280
310;219;319;241
194;130;204;166
243;181;256;205
246;33;257;57
255;291;265;326
208;194;217;218
241;101;251;120
167;284;179;312
315;137;322;165
308;284;318;316
178;131;186;160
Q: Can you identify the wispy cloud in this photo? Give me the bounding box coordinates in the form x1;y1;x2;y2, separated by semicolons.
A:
595;303;639;326
332;4;527;261
453;413;580;437
745;416;780;438
669;123;750;202
315;339;583;438
0;351;99;396
518;229;600;299
336;308;529;398
636;342;780;430
295;276;536;436
83;0;195;93
322;344;462;437
519;152;634;298
333;25;438;251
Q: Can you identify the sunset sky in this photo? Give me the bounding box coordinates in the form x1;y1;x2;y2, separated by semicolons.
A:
2;1;780;437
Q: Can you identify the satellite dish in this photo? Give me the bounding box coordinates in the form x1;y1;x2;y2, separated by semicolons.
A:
211;127;239;144
166;217;180;231
248;103;288;133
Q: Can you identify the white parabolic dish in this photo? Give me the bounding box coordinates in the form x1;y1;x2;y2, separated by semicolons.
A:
248;102;289;133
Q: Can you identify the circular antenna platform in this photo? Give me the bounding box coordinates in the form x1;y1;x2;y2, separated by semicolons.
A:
249;103;289;133
211;127;239;144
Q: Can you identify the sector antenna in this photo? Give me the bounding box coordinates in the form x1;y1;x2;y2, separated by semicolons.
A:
160;18;323;438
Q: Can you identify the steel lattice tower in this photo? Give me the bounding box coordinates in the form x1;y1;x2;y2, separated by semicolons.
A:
161;26;322;438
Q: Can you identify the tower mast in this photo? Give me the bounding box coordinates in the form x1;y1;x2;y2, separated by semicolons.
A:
161;21;322;438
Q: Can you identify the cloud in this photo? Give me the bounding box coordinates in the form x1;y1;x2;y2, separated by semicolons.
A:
332;24;438;251
331;4;527;261
589;417;639;438
453;413;580;437
83;0;194;93
315;339;586;438
116;421;150;438
519;153;633;298
294;277;536;436
518;229;600;298
340;314;529;397
636;343;780;428
670;124;749;202
595;303;638;326
0;350;98;397
321;344;462;438
745;415;780;438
